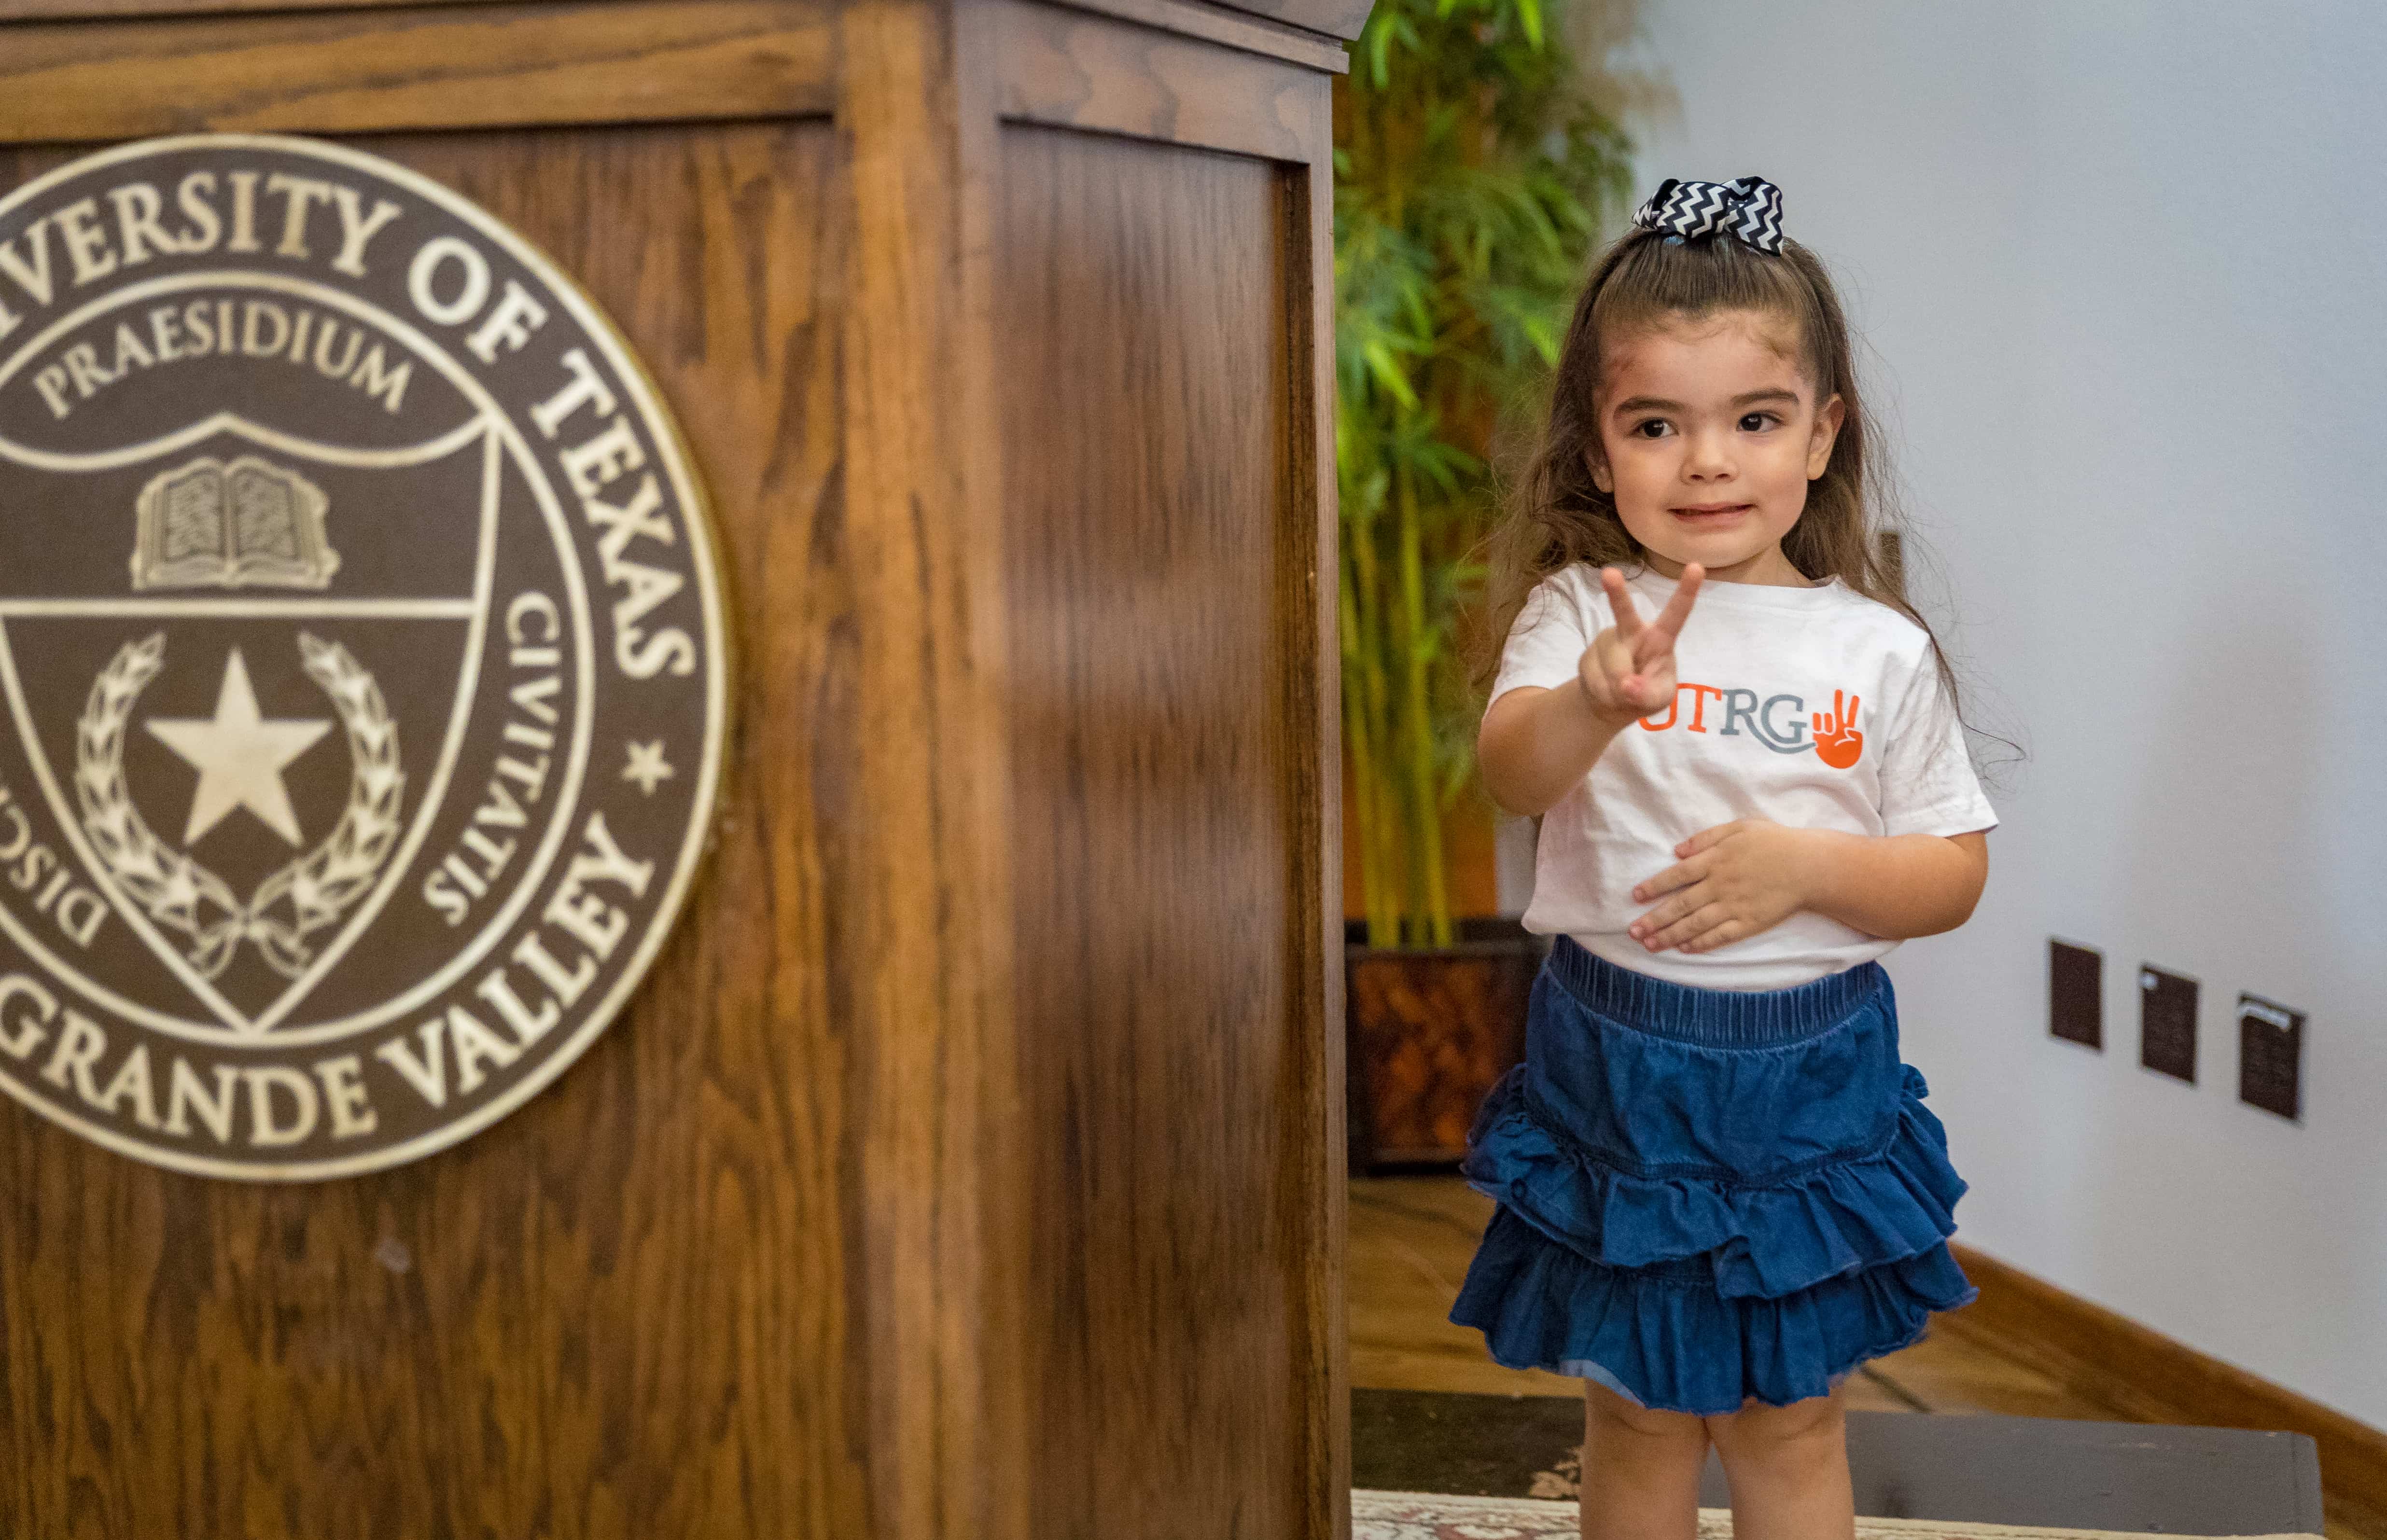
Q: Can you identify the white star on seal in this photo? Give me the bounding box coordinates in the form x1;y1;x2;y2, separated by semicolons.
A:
622;739;674;796
146;649;332;848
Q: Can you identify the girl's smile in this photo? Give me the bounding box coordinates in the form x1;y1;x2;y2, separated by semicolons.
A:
1586;309;1845;586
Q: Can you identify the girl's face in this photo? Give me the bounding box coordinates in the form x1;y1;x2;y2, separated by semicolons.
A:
1586;308;1844;585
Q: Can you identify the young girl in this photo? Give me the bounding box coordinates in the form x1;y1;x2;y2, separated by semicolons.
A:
1448;176;1997;1540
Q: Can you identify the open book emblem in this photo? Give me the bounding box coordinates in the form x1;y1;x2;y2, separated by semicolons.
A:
0;135;728;1181
131;455;342;592
0;419;500;1042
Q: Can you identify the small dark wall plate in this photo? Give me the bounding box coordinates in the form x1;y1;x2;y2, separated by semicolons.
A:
2238;993;2305;1122
2049;938;2102;1049
2139;965;2198;1083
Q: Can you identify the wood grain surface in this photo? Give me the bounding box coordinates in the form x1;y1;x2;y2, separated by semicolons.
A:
998;0;1330;161
1;0;510;14
0;0;834;143
1290;91;1354;1540
998;121;1341;1540
2;0;1368;34
0;3;1346;1533
837;1;1034;1537
0;119;872;1537
1201;0;1370;41
1032;0;1348;72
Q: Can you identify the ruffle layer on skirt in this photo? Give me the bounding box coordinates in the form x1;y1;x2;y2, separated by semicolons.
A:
1457;1058;1969;1302
1449;1200;1980;1414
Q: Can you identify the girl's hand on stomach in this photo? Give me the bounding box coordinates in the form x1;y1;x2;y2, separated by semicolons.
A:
1577;564;1703;727
1626;819;1821;954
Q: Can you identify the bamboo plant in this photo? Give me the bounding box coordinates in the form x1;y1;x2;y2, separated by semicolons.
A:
1334;0;1637;949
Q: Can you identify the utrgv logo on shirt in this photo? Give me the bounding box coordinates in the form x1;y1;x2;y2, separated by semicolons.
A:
1636;683;1864;769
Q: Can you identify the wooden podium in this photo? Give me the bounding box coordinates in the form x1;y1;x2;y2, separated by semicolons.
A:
0;3;1355;1535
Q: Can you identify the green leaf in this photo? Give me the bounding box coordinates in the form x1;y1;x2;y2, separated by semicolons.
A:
1362;340;1420;410
1514;0;1543;48
1334;0;1635;940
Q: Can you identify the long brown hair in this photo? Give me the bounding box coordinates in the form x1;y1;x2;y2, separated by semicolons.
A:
1465;221;2002;766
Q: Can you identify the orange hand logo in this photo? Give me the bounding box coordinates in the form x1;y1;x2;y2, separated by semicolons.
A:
1812;690;1863;769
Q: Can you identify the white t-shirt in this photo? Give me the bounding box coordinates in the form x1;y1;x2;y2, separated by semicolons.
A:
1490;562;1996;990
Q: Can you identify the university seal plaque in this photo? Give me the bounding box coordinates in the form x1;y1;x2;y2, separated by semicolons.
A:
0;135;728;1178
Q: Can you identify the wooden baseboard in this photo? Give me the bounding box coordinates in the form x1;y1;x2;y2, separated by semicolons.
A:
1943;1240;2387;1533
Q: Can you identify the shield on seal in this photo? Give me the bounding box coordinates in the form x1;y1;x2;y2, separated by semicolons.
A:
0;133;726;1181
0;411;506;1038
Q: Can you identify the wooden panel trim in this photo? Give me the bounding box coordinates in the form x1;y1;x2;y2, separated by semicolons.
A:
996;0;1326;162
1026;0;1345;74
1284;116;1352;1540
1942;1240;2387;1529
6;0;1369;33
1204;0;1366;41
0;0;510;14
0;0;833;144
837;0;1030;1536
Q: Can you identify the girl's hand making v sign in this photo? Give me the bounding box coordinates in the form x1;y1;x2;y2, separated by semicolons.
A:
1577;564;1704;726
1587;564;1819;957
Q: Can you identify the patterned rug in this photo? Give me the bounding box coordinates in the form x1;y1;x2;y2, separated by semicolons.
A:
1351;1489;2323;1540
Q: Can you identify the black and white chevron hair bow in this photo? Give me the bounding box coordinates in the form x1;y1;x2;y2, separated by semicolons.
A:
1632;176;1786;255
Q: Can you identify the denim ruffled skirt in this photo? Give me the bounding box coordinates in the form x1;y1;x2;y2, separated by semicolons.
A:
1447;934;1979;1415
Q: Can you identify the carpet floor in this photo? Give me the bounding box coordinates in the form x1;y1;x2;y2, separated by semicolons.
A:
1352;1488;2321;1540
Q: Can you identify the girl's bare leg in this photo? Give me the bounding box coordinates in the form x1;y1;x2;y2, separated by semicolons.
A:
1702;1382;1857;1540
1580;1377;1711;1540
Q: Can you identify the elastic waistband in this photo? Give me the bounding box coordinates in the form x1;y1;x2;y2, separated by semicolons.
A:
1543;934;1885;1049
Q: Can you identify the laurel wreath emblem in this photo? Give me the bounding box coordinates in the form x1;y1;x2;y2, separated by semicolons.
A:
74;632;405;980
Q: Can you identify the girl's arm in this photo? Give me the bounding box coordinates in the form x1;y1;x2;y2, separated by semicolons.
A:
1478;682;1632;819
1800;828;1989;939
1627;821;1989;954
1480;566;1705;819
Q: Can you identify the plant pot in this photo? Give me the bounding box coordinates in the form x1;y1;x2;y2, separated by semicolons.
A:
1343;916;1550;1175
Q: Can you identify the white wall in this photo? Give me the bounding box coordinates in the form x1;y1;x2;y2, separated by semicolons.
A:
1566;0;2387;1426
